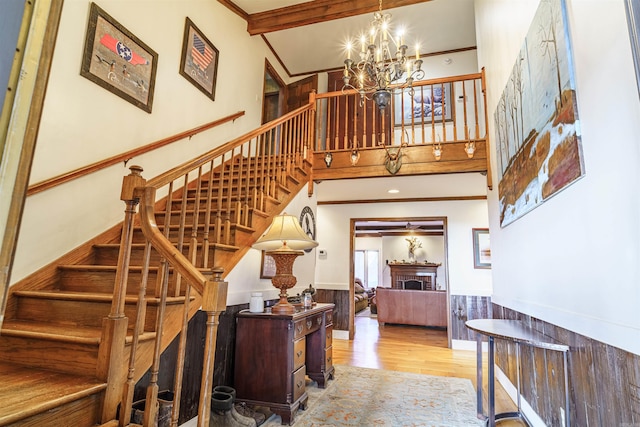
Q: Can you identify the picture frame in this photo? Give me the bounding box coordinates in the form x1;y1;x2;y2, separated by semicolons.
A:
179;17;219;101
394;83;452;126
80;2;158;113
625;0;640;97
260;251;276;279
472;228;491;269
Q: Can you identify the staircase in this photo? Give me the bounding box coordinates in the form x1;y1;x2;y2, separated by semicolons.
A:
0;103;314;426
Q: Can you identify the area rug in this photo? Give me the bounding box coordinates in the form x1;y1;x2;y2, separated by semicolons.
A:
262;365;483;426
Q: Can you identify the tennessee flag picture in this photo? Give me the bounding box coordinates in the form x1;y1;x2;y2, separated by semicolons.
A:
80;3;158;113
99;34;149;66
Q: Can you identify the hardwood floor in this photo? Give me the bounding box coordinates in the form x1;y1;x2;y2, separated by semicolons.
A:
332;315;526;426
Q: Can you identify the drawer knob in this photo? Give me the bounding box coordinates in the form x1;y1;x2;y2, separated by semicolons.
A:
306;320;312;329
317;318;322;325
297;350;303;358
297;380;304;389
296;325;303;334
327;356;332;363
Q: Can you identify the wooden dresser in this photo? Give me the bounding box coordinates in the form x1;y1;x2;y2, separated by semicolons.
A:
234;303;335;425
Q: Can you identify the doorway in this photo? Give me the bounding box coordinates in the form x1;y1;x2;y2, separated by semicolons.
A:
349;217;451;346
262;60;285;125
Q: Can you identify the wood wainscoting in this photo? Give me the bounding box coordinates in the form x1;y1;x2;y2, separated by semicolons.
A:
449;294;492;341
492;303;640;426
314;289;349;331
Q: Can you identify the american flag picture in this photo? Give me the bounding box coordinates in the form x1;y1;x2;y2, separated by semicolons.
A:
180;18;218;101
191;33;213;71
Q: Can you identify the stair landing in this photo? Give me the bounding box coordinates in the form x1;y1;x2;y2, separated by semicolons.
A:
0;362;106;426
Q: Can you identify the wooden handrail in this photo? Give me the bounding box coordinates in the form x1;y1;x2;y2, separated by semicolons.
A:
147;102;314;188
314;72;483;99
26;110;245;196
137;186;207;295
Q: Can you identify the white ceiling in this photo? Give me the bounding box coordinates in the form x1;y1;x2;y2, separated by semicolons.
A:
230;0;477;76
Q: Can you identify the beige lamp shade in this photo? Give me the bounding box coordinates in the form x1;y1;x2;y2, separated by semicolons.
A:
252;213;318;252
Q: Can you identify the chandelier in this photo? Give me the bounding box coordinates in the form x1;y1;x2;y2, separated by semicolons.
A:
342;0;425;110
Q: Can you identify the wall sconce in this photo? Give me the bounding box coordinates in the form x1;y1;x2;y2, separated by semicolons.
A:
350;149;360;166
324;152;333;167
432;143;443;161
464;142;476;158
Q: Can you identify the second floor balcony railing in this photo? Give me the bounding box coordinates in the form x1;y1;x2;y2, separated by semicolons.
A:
311;70;492;188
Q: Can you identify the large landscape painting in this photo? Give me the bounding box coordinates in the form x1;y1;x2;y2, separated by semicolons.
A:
494;0;584;227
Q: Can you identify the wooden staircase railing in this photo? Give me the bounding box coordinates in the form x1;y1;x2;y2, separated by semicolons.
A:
102;100;316;426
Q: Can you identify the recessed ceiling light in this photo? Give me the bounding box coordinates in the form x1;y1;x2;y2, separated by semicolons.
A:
388;189;399;194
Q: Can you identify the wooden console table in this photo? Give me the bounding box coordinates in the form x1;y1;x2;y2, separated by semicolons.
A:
465;319;571;427
234;303;335;425
389;262;440;290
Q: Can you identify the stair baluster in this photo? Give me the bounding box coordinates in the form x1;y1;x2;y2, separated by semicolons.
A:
120;240;153;426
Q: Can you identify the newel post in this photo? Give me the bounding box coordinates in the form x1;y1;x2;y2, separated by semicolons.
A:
98;165;146;423
197;267;228;427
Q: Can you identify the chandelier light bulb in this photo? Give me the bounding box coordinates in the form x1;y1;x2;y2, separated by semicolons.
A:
341;0;424;109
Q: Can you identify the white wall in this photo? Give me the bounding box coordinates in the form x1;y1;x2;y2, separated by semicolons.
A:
380;234;446;289
476;0;640;355
12;0;290;283
315;175;491;296
225;189;318;306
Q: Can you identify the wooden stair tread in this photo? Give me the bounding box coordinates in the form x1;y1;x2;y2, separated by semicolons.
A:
132;223;252;233
0;362;106;425
1;319;102;344
1;319;156;345
58;264;155;272
12;289;189;304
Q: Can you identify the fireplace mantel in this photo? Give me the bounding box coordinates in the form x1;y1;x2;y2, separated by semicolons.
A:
388;262;441;290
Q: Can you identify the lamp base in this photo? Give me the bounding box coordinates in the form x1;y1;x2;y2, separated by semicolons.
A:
268;250;304;315
271;299;297;315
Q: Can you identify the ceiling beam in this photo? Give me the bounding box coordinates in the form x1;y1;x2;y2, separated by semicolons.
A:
243;0;433;35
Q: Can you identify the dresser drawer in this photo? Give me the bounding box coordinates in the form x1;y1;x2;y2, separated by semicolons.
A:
325;326;333;348
293;337;306;370
325;346;333;371
292;365;306;402
293;314;322;339
326;310;333;326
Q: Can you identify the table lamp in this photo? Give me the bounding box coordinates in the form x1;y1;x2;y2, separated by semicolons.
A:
253;213;318;314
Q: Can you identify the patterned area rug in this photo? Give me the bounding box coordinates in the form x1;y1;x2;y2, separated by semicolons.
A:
262;365;483;426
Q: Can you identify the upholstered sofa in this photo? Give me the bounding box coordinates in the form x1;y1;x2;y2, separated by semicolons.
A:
376;287;446;327
354;279;369;313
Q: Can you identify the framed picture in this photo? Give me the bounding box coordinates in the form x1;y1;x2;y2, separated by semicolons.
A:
260;251;276;279
394;83;452;126
179;17;219;101
80;2;158;113
472;228;491;269
625;0;640;97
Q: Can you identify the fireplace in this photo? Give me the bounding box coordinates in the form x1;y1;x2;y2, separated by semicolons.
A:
402;279;424;290
389;262;440;291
